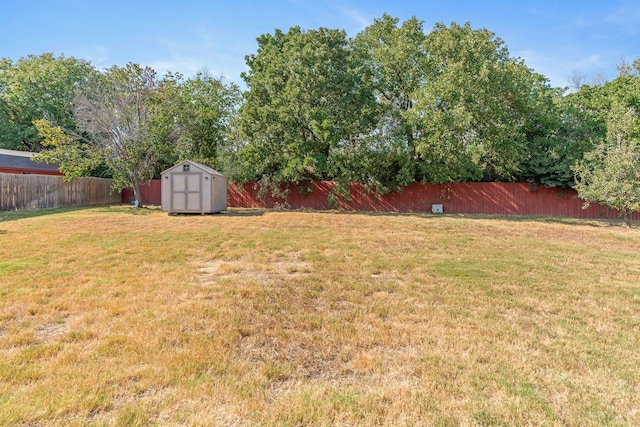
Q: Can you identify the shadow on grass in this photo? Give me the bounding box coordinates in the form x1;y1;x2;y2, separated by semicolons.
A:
0;204;164;224
1;204;266;224
0;206;92;223
222;208;266;217
167;208;266;217
487;214;629;228
92;204;159;216
1;203;628;228
265;207;630;228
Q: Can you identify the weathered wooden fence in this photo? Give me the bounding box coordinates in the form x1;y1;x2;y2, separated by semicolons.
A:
0;173;120;211
122;179;640;220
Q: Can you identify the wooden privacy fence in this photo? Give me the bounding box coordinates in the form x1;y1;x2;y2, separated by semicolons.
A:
124;179;640;220
229;181;640;220
1;173;120;211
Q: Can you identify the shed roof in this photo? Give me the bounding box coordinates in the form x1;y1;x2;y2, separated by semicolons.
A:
161;160;225;177
0;149;61;173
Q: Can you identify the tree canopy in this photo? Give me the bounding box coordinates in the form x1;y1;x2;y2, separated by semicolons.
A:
409;22;543;183
0;53;96;151
32;63;240;206
235;26;377;193
231;18;562;193
573;100;640;227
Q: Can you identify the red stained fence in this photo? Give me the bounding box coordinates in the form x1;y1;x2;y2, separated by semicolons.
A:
122;180;639;220
121;182;162;206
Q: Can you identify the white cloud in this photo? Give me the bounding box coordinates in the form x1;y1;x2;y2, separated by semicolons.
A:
335;5;370;31
515;48;613;89
148;24;249;82
83;45;110;66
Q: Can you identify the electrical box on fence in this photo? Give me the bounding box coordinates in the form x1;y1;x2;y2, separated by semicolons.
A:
432;204;444;214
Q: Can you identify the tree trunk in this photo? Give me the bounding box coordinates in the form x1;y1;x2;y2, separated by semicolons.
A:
132;181;143;208
405;123;416;160
623;210;632;228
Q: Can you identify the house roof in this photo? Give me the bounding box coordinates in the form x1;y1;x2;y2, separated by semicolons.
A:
0;149;61;173
161;160;225;177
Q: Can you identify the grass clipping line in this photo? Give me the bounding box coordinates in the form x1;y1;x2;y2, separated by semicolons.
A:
0;206;639;426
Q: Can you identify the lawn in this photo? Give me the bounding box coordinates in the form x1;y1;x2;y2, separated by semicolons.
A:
1;206;639;426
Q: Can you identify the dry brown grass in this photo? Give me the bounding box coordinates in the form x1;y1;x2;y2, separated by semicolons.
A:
1;206;639;426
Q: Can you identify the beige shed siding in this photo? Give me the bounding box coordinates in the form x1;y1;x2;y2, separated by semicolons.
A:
160;161;227;213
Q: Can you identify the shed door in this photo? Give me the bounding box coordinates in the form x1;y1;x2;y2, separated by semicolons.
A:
171;172;202;211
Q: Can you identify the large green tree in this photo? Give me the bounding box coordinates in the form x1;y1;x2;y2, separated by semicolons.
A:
234;18;567;192
573;100;640;227
35;64;242;205
157;71;241;172
353;14;427;152
35;64;164;206
0;53;96;151
409;22;541;182
538;67;640;189
518;84;598;188
235;26;376;191
343;14;427;191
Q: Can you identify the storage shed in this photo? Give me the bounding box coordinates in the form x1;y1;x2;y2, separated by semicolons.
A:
161;160;227;214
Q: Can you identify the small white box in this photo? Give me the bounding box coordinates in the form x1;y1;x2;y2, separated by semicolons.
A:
432;204;443;214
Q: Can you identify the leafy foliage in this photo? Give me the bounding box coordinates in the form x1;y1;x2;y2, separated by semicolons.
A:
235;18;551;195
32;119;103;179
346;14;427;191
518;88;598;188
157;71;241;172
35;64;165;206
410;22;542;182
31;62;241;206
236;26;376;190
0;53;96;151
573;101;640;227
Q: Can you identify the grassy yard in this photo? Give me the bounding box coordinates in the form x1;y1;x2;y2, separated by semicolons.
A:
1;206;639;426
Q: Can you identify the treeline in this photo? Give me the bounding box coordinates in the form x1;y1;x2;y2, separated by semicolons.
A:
1;14;639;207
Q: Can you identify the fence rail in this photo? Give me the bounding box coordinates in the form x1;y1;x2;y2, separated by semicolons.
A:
1;173;120;211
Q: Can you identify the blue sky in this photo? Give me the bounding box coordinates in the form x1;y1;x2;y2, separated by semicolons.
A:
1;0;639;89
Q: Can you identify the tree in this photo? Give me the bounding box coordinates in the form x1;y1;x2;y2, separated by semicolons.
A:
617;58;634;77
566;74;640;126
158;70;241;170
0;53;96;151
408;22;539;182
346;14;427;191
33;118;103;178
35;64;164;206
235;26;376;192
547;71;640;191
518;83;599;188
573;101;640;227
352;14;427;155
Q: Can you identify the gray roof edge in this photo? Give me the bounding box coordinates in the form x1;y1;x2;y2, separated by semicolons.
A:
0;150;60;171
0;149;35;158
161;160;225;177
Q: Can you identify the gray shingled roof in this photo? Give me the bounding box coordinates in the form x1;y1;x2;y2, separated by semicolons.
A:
0;149;60;172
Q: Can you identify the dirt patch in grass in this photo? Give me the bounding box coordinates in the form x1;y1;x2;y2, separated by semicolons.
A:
198;252;313;285
35;322;70;342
